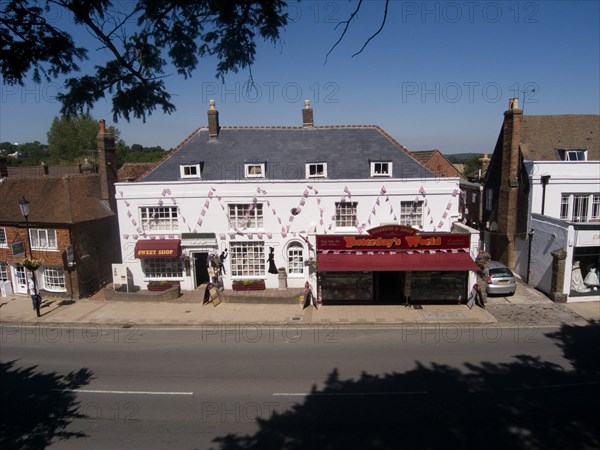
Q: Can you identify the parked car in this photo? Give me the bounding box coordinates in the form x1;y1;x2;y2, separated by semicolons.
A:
487;261;516;296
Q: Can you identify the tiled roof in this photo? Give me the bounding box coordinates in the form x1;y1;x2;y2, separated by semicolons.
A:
0;175;114;224
118;162;160;181
520;115;600;161
141;125;432;182
410;150;437;164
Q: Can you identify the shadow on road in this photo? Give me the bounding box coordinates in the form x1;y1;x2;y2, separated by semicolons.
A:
211;321;600;450
0;361;93;449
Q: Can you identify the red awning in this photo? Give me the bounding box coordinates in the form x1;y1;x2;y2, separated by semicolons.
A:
317;251;479;272
134;239;181;259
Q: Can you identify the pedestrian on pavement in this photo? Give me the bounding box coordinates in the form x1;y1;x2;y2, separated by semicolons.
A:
28;277;41;317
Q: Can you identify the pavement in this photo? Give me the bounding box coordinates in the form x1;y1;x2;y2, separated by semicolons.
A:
0;278;598;328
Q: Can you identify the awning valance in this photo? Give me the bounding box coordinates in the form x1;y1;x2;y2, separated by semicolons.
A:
317;251;479;272
135;239;181;259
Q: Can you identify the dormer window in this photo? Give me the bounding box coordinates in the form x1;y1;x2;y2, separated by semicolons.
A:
306;162;327;178
245;163;265;179
371;161;392;177
180;163;201;179
557;149;587;161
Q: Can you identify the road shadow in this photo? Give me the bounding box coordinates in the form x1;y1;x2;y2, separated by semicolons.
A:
211;321;600;450
0;360;93;449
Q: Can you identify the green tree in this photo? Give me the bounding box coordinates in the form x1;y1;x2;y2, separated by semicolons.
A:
1;1;389;122
1;1;288;122
47;114;100;163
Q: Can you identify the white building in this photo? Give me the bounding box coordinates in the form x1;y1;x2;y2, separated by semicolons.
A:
483;101;599;302
115;102;480;305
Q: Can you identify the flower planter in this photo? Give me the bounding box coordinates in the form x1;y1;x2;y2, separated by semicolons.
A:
232;280;266;291
147;282;179;292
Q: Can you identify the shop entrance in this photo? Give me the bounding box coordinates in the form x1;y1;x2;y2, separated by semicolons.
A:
193;252;209;287
375;272;405;304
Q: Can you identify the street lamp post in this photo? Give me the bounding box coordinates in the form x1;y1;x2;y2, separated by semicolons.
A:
19;196;40;317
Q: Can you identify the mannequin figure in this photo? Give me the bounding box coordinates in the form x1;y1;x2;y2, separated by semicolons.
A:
584;267;599;290
571;261;591;293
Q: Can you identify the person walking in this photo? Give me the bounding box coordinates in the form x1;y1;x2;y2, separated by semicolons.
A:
28;277;41;317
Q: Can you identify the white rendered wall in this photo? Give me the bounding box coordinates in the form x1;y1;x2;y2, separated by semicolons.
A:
115;177;465;290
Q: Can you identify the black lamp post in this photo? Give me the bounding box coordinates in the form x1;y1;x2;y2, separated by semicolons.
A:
19;196;40;316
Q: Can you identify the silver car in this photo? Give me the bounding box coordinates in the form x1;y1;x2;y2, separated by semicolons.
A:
487;261;517;296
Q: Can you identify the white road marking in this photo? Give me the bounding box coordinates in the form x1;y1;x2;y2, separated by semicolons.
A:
273;391;428;396
66;389;194;396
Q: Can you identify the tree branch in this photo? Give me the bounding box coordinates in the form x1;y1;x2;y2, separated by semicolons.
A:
352;0;389;57
324;0;363;64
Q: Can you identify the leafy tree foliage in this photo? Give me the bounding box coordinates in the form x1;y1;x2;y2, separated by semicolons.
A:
1;1;288;122
47;114;100;163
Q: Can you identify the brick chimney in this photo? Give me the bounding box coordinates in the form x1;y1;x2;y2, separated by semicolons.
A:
497;98;523;268
96;119;117;212
302;100;314;127
208;99;220;139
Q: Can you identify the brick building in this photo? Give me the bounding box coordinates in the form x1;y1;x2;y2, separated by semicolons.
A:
0;122;121;299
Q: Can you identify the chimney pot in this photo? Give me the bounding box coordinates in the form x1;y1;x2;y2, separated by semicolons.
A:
302;100;314;127
509;98;519;110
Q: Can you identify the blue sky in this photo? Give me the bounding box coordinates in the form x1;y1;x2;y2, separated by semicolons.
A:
1;0;598;154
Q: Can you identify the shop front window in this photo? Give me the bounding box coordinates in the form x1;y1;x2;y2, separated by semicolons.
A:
0;262;8;281
142;258;184;278
42;266;66;292
230;242;265;277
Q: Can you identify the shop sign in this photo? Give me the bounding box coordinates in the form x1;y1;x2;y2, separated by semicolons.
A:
11;241;25;257
317;225;471;251
576;230;600;247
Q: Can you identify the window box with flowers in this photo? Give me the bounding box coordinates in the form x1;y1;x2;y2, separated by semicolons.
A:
232;279;266;291
147;280;180;292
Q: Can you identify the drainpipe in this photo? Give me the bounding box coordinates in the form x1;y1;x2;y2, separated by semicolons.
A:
540;174;551;215
526;230;534;284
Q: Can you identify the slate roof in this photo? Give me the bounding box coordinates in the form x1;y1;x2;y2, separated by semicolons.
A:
141;125;433;182
0;176;114;225
520;115;600;161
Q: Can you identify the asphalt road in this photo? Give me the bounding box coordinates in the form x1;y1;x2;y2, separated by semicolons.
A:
1;323;599;450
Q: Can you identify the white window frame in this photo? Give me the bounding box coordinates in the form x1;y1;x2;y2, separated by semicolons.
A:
287;242;305;276
180;164;201;179
0;227;7;248
560;193;599;222
335;201;358;228
558;149;587;161
42;266;67;292
142;258;184;279
0;262;8;281
230;241;265;278
228;203;264;230
30;228;58;250
140;206;179;232
399;201;424;228
306;162;327;179
245;163;265;179
370;161;392;177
